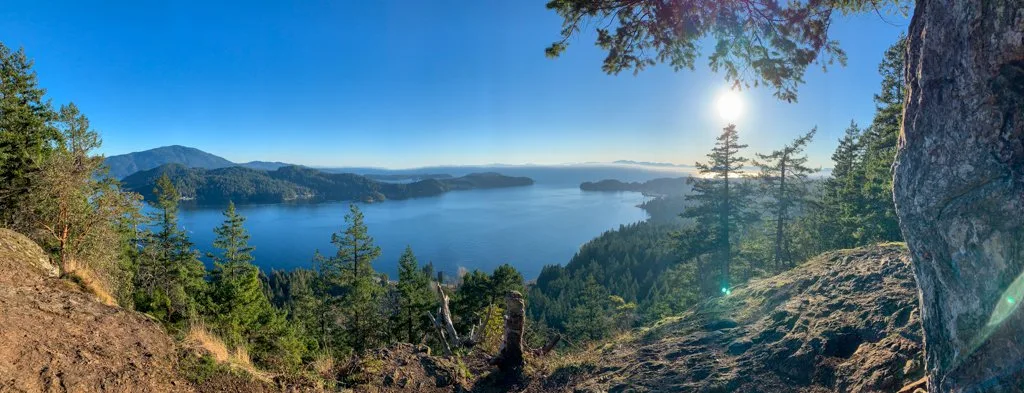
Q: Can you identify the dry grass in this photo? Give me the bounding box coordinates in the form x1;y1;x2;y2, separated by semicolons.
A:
185;324;272;383
62;259;117;307
311;351;335;379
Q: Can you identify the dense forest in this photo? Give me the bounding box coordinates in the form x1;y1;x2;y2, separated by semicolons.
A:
0;33;906;387
121;163;534;205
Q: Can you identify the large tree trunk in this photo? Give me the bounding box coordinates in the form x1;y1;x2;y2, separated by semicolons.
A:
894;1;1024;391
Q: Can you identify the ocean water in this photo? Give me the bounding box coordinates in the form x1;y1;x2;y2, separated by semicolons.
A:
177;184;651;280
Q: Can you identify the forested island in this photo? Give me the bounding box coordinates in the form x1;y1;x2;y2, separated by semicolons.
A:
121;163;533;205
579;177;689;196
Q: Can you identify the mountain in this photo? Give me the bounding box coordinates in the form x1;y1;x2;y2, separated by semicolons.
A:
104;145;236;179
612;160;687;167
580;177;690;196
121;164;534;205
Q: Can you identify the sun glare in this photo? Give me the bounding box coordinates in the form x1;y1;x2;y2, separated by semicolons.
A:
715;89;744;123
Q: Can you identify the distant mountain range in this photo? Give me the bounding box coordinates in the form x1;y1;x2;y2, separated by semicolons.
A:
104;145;700;181
611;160;688;168
122;164;533;205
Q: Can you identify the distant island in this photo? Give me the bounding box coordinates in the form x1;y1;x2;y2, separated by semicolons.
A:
580;177;690;196
122;164;533;205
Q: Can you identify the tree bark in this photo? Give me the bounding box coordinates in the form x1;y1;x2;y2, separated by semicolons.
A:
491;291;525;373
894;1;1024;391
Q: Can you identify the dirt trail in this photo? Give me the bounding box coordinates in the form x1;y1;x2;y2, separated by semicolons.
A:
0;228;193;393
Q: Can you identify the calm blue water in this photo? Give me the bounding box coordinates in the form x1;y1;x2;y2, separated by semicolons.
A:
176;185;650;280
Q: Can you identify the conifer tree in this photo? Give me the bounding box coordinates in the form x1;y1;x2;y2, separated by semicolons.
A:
135;174;207;323
858;36;906;244
0;43;57;228
322;204;384;353
684;124;755;295
815;121;866;249
207;201;271;347
393;246;433;343
27;103;140;285
753;128;817;270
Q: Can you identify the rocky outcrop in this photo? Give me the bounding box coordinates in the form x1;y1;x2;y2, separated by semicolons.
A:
553;245;923;393
894;1;1024;391
0;229;192;392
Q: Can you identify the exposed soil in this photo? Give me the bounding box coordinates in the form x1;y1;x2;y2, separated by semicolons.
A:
0;228;192;393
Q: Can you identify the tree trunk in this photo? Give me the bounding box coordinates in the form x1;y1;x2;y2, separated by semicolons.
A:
491;291;525;374
894;1;1024;391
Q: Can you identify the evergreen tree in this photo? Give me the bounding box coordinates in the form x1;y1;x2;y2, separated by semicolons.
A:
0;43;57;228
753;128;817;270
565;275;611;341
207;202;271;347
134;174;207;323
322;204;384;354
26;103;141;289
393;246;434;343
815;121;866;250
858;36;906;244
684;124;755;295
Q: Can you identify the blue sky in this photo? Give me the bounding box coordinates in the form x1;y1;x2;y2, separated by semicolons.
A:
1;1;908;169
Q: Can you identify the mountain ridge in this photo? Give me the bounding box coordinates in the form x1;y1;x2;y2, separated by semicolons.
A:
121;164;534;205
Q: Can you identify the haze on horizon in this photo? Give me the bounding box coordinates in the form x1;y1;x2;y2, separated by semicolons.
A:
1;0;907;169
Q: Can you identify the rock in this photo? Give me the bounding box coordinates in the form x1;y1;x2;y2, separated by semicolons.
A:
894;0;1024;391
562;245;924;393
0;229;191;392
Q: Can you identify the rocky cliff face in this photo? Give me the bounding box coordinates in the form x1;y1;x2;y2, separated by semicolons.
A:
894;1;1024;391
547;244;923;393
0;228;192;392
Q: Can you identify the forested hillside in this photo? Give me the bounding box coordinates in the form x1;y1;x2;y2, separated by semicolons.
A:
122;164;534;205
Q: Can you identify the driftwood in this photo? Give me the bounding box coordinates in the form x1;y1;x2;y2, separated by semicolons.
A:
490;291;526;372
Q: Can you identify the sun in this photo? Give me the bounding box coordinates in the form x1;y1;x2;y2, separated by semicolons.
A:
715;89;745;123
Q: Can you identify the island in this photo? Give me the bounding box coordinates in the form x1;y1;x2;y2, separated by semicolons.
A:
122;164;534;205
579;177;690;197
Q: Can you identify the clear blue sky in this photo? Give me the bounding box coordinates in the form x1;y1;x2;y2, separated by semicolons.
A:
1;1;908;169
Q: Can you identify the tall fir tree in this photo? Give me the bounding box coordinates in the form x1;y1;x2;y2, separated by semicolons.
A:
393;246;434;343
0;43;57;228
815;121;866;250
753;128;817;270
134;174;207;323
207;201;272;348
857;35;906;244
322;204;385;354
684;124;755;295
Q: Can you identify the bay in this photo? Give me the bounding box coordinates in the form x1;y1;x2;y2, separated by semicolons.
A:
176;184;651;280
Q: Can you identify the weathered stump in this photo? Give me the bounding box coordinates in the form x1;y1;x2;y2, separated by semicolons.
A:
490;291;525;373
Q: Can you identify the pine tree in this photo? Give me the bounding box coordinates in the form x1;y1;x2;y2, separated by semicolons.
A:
26;103;141;285
684;124;755;295
858;36;906;244
393;246;434;343
322;204;384;354
135;174;207;323
753;128;817;270
815;121;865;250
207;201;271;347
565;275;611;341
0;43;57;228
